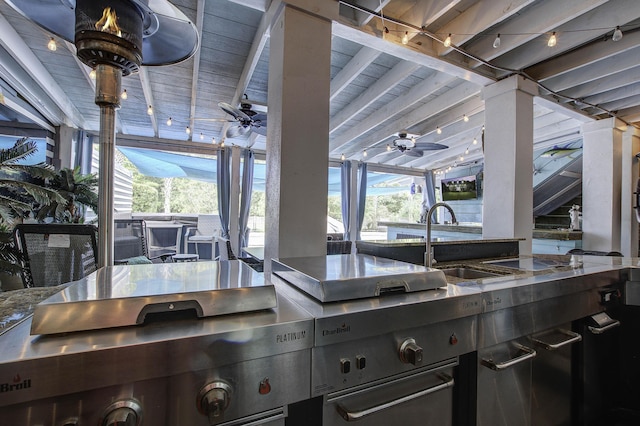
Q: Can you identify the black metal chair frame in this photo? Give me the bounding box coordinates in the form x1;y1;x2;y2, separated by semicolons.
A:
13;223;99;288
114;219;174;264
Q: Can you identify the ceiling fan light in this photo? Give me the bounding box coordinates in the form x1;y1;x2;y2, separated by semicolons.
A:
612;26;623;42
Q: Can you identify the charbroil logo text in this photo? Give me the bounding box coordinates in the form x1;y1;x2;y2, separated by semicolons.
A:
276;330;306;343
1;374;31;393
322;323;350;336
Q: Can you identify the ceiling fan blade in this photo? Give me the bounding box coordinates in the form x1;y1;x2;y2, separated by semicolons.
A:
219;102;251;122
403;149;424;157
414;142;449;150
226;125;251;138
252;125;267;136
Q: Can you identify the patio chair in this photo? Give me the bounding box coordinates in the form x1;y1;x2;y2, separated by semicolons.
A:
185;214;222;259
13;223;99;288
114;219;174;265
327;240;353;255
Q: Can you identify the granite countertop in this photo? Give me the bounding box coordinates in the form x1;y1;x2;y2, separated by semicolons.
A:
0;285;68;334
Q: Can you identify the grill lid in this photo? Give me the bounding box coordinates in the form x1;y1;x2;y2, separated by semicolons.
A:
30;260;276;335
273;254;447;303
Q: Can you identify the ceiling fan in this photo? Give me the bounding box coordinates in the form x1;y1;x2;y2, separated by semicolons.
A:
218;100;267;138
386;131;448;157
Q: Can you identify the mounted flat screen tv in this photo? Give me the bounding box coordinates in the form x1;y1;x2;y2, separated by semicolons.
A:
441;174;478;201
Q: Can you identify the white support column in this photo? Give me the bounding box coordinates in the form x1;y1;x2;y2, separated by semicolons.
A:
482;75;537;255
264;5;333;272
229;146;242;255
620;127;640;257
55;125;77;169
581;118;626;253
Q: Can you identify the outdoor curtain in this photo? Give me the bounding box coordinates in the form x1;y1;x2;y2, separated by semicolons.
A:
217;147;231;238
356;162;367;240
239;149;254;249
424;170;438;223
340;161;352;241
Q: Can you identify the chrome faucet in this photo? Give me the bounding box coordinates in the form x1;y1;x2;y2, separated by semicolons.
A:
425;202;457;268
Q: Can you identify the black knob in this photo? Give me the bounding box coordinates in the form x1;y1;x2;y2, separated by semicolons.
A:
399;338;423;365
197;381;232;425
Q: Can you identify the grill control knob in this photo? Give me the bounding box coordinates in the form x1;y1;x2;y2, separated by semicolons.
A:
399;338;423;365
197;381;232;424
102;400;142;426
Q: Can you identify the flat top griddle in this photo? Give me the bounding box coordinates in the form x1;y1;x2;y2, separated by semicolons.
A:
31;260;276;335
272;254;447;302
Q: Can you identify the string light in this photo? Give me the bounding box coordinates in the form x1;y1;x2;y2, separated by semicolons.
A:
547;32;557;47
47;37;57;51
185;126;191;135
436;126;442;135
89;69;96;80
463;114;469;122
473;138;478;144
120;89;127;100
386;144;392;151
612;26;623;42
220;141;225;147
341;153;345;161
200;132;204;140
147;105;153;115
465;148;469;154
492;34;501;49
363;149;368;157
401;31;409;45
212;137;216;144
443;33;452;47
166;117;172;126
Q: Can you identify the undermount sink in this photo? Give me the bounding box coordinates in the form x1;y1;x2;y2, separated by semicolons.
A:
440;267;501;280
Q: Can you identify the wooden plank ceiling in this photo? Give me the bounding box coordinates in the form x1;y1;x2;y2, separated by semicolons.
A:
0;0;639;173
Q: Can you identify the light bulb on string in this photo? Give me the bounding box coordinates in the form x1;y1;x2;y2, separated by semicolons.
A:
465;148;469;154
212;137;216;144
120;89;127;100
200;132;204;140
147;105;153;115
341;153;345;161
463;114;469;122
220;141;225;148
363;149;368;157
459;156;464;161
386;144;392;151
612;26;623;42
89;69;96;80
166;117;172;126
185;126;191;135
402;31;409;45
547;32;557;47
443;33;452;47
492;34;501;49
47;37;57;51
436;126;442;135
473;138;478;145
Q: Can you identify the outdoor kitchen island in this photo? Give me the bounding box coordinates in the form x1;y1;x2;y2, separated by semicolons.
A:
0;254;637;425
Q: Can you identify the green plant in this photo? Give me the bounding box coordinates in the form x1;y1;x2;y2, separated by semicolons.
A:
37;166;99;223
0;137;65;275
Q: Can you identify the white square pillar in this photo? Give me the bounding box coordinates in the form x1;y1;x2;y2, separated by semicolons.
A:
482;75;537;255
264;5;333;271
582;118;626;253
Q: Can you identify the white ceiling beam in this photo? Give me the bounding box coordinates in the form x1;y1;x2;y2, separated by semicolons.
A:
525;23;640;81
581;82;640;107
0;91;55;132
330;46;380;101
0;12;85;128
139;67;158;138
543;46;640;92
412;96;484;140
330;72;461;153
599;94;640;112
227;0;269;12
330;60;419;132
435;0;536;57
491;0;640;71
332;20;494;85
534;96;593;122
620;106;640;124
555;65;640;102
188;0;205;142
339;0;392;26
465;0;608;66
344;81;480;156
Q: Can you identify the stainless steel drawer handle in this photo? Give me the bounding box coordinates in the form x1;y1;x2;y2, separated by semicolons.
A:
481;343;537;371
531;329;582;350
588;320;620;334
336;374;454;421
